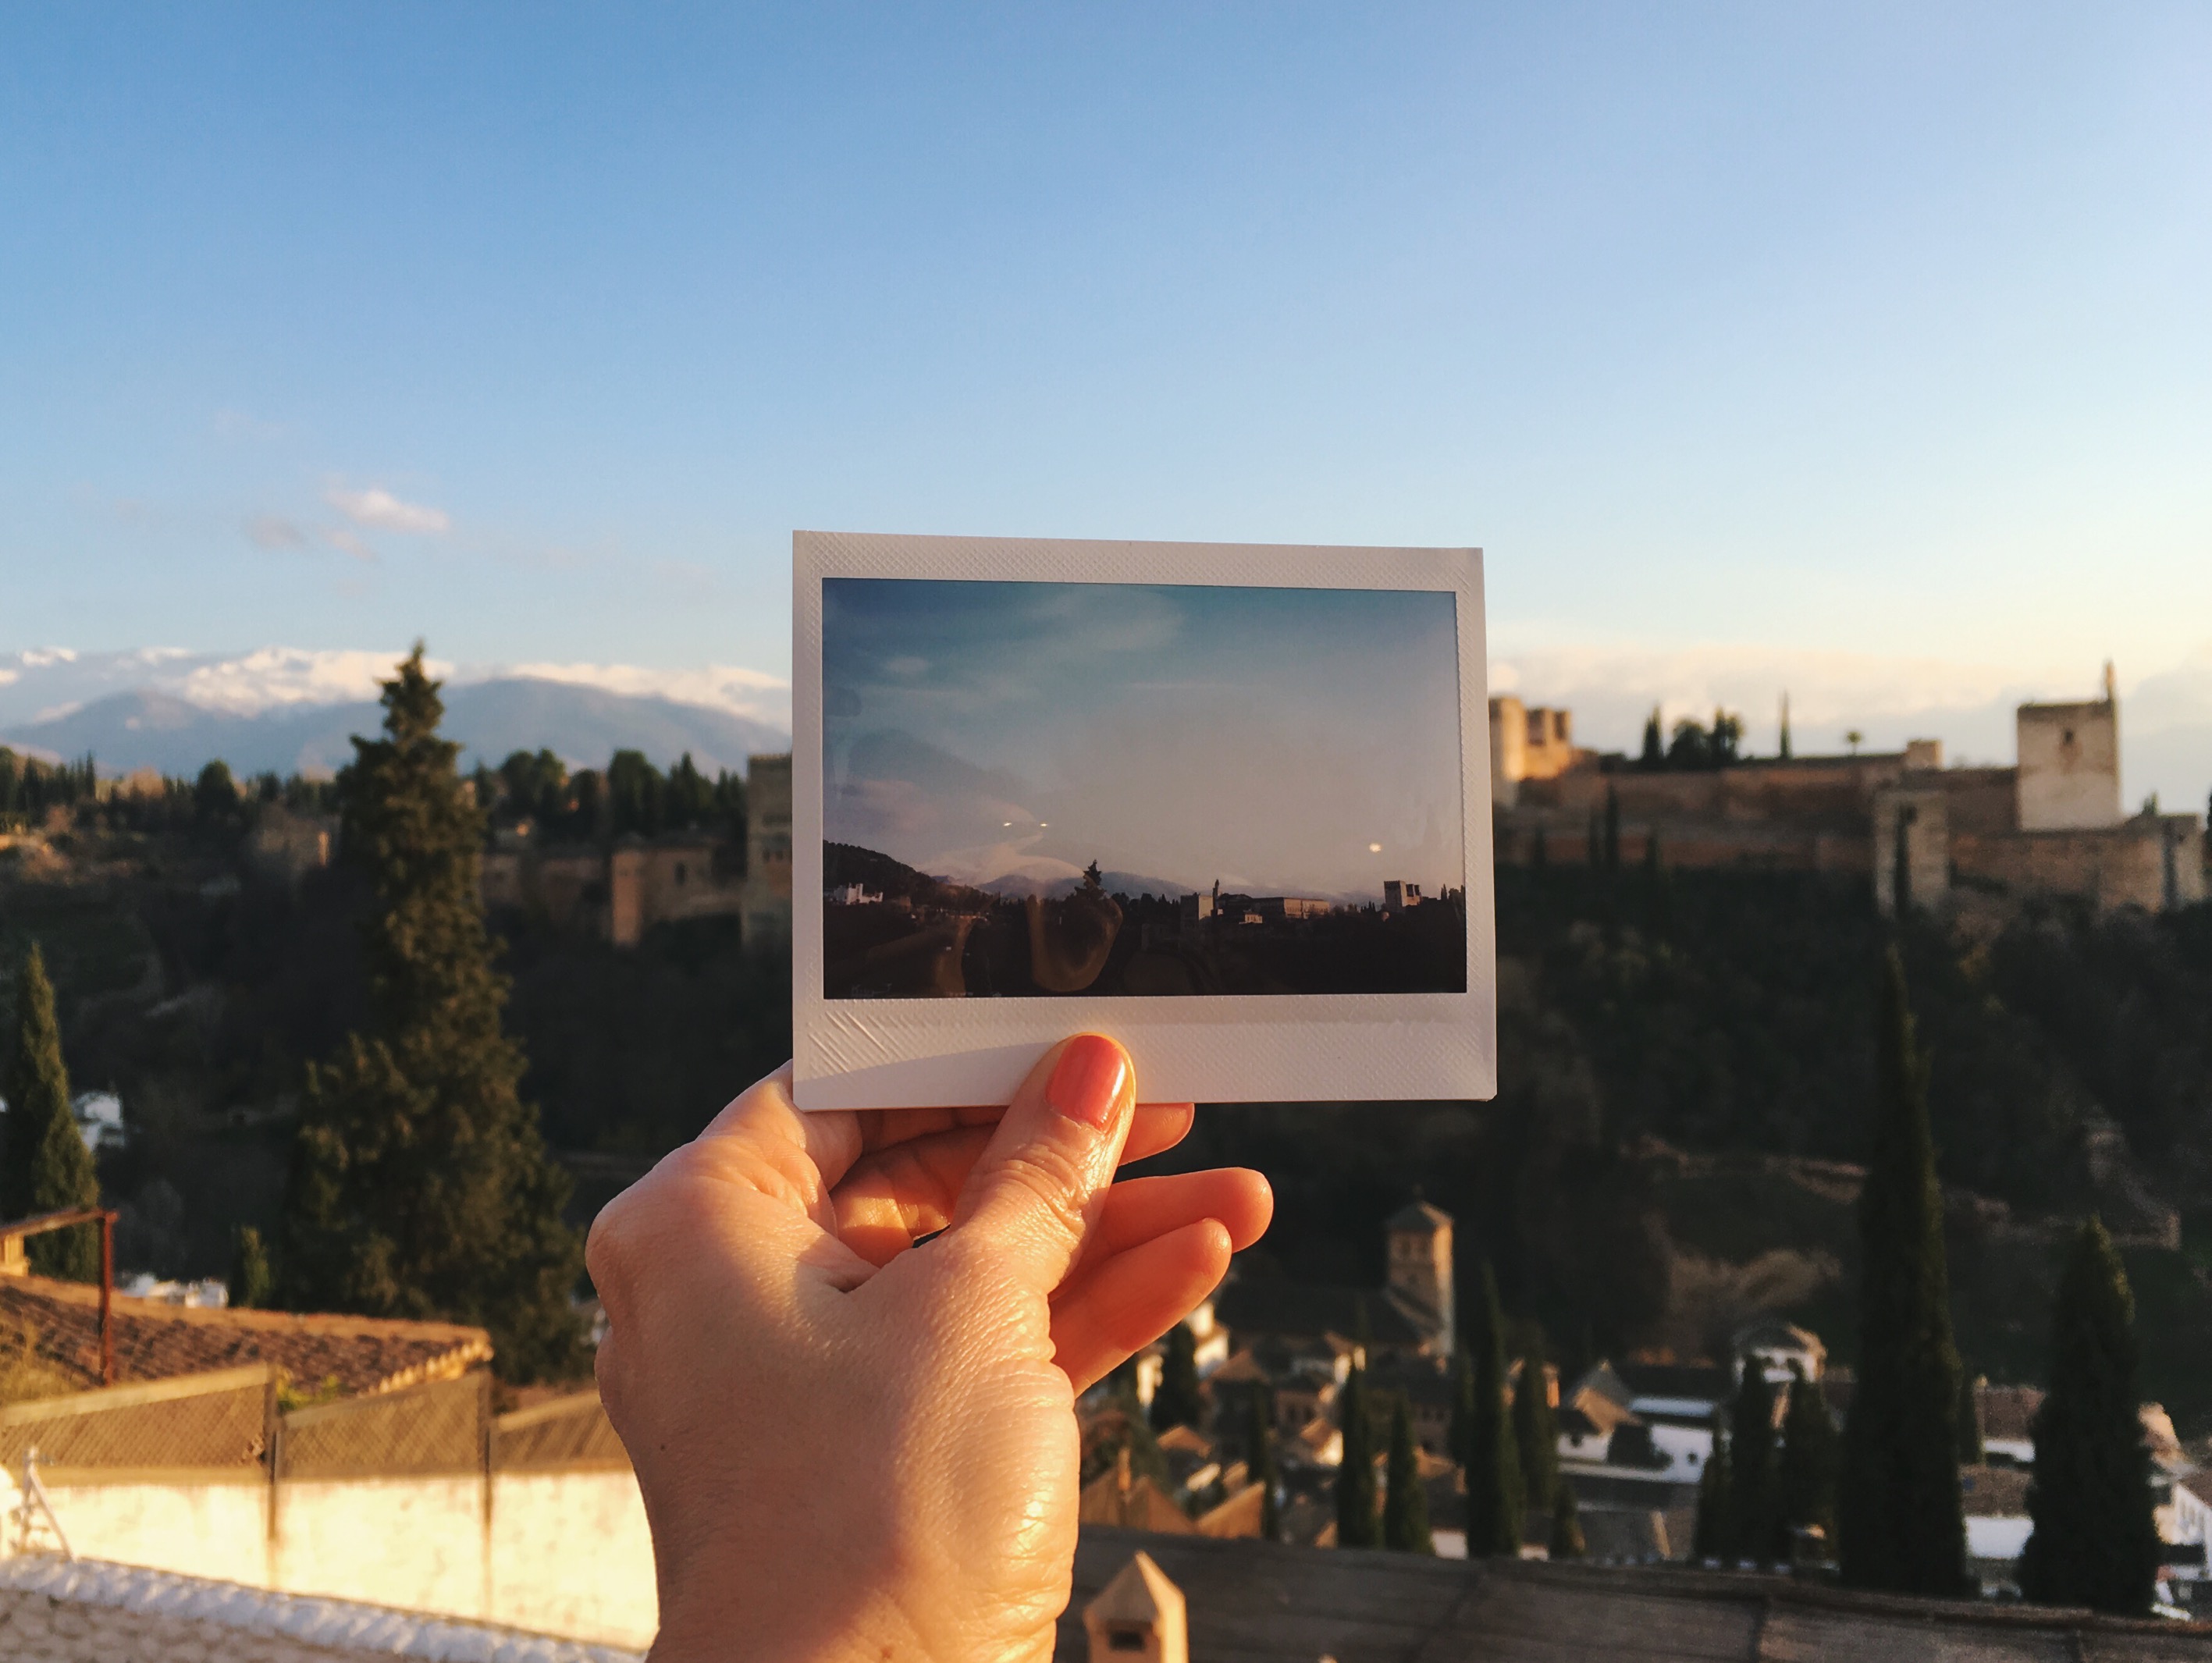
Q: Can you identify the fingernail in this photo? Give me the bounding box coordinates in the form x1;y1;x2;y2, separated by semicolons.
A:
1047;1034;1131;1128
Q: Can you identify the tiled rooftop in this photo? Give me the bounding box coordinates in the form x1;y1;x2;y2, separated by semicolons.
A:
0;1274;491;1397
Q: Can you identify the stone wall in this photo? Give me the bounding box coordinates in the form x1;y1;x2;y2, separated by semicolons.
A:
2;1467;656;1650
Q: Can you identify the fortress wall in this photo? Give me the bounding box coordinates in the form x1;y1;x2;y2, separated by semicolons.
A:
1930;767;2018;836
1954;816;2203;912
1493;814;1870;875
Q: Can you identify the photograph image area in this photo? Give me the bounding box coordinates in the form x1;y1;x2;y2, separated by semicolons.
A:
822;578;1467;999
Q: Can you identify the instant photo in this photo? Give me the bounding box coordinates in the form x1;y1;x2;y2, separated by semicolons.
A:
823;581;1466;1000
792;534;1497;1110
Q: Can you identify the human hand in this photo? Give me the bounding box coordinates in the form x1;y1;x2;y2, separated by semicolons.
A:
586;1036;1272;1663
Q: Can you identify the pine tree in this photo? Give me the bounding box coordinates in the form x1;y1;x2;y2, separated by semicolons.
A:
2;943;101;1281
1957;1371;1986;1465
1694;1420;1737;1562
1150;1321;1204;1430
1513;1345;1560;1515
1549;1480;1586;1560
1838;947;1969;1596
1462;1262;1524;1556
1382;1397;1434;1553
1335;1352;1381;1548
1728;1357;1780;1565
1246;1382;1280;1542
281;647;585;1381
2018;1218;2160;1615
1776;1364;1841;1559
229;1225;273;1309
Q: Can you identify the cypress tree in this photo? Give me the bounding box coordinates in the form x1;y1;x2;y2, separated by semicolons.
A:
1694;1420;1737;1562
1640;708;1664;769
229;1225;273;1309
1602;787;1622;873
1245;1381;1280;1542
1838;947;1969;1596
1150;1321;1204;1430
2018;1218;2160;1615
1777;1364;1840;1560
281;647;585;1381
1957;1371;1986;1466
1382;1397;1434;1553
1462;1262;1524;1555
2;943;101;1281
1513;1345;1560;1515
1335;1352;1381;1548
1779;692;1793;760
1549;1480;1586;1560
1447;1344;1476;1469
1728;1357;1780;1565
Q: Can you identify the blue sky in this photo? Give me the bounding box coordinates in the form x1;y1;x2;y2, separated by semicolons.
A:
823;580;1463;897
5;5;2211;798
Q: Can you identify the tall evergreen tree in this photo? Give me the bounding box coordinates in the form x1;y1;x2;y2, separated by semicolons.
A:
2018;1218;2160;1615
1382;1398;1434;1553
281;647;585;1381
1448;1344;1476;1468
1150;1321;1204;1430
1838;947;1969;1596
1602;787;1622;873
1462;1262;1524;1556
1957;1371;1986;1466
1245;1382;1280;1543
1513;1345;1560;1515
1640;708;1664;769
1335;1352;1381;1548
1694;1420;1738;1562
2;943;101;1280
1728;1357;1780;1565
1779;692;1793;760
1549;1481;1586;1560
1776;1364;1841;1558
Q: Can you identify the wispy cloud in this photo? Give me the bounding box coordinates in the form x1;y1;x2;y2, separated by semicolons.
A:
324;528;378;563
325;485;450;535
245;515;308;550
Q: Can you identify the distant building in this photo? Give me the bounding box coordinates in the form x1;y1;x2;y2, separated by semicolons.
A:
1488;695;1593;808
1494;666;2205;915
1382;880;1424;910
827;883;881;905
478;752;793;953
1214;1197;1455;1363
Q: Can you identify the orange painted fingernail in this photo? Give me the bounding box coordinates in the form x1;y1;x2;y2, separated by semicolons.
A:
1047;1035;1132;1128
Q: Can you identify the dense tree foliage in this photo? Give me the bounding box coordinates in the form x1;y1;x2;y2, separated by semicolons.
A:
1460;1262;1524;1556
2019;1218;2160;1615
1727;1360;1780;1565
282;648;585;1382
1839;950;1969;1597
1382;1397;1433;1553
1513;1341;1561;1516
1243;1381;1280;1542
1777;1364;1840;1555
1;943;103;1278
1694;1423;1737;1562
1149;1322;1203;1431
1334;1351;1380;1549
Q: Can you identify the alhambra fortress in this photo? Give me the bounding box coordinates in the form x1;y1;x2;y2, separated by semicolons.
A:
1491;665;2207;916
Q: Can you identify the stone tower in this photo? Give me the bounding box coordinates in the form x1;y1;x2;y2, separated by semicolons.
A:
2015;666;2121;831
1385;1199;1455;1356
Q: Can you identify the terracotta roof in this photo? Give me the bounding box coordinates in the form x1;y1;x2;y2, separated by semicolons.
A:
1079;1466;1197;1534
1959;1464;2032;1518
0;1274;492;1398
1978;1383;2045;1444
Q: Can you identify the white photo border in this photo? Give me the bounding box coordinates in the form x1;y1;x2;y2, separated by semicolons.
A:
791;531;1497;1110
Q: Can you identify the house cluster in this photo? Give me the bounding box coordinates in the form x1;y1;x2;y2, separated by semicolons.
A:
1492;666;2207;915
1089;1197;2212;1600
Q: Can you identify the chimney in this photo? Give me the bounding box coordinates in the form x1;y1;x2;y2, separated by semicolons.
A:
1083;1551;1188;1663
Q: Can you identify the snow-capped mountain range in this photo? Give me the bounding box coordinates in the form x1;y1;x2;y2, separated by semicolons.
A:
0;648;791;778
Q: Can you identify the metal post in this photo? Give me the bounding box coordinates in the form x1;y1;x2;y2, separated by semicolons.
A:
99;1210;115;1387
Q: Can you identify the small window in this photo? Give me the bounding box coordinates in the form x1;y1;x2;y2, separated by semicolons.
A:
1108;1629;1147;1652
2062;728;2075;746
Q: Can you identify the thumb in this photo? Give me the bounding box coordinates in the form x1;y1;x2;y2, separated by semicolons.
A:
944;1034;1136;1295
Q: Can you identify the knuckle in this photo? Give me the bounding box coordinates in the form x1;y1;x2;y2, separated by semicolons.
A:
990;1146;1094;1242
